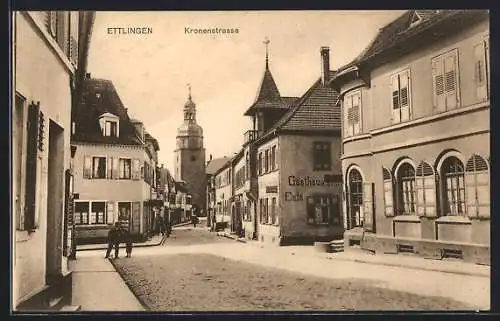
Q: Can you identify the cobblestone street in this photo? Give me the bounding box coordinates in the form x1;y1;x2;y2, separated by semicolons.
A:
109;226;488;311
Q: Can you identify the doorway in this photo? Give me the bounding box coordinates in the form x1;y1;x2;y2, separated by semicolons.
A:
46;120;64;284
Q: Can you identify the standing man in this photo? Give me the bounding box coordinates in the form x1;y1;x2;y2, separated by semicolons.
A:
105;222;121;259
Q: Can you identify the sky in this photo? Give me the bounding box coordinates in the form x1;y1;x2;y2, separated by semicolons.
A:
87;10;405;170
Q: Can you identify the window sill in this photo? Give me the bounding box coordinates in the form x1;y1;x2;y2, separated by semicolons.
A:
436;216;472;225
393;215;421;223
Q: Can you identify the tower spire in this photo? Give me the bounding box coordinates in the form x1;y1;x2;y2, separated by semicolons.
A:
187;83;192;100
263;37;270;69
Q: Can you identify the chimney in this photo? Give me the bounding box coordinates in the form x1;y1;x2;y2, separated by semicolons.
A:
321;46;330;86
85;72;91;79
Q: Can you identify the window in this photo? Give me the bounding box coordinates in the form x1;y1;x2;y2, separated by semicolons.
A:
92;157;106;179
396;163;416;215
391;69;411;123
264;150;269;173
119;158;131;179
75;201;108;225
104;120;117;137
271;197;277;224
347;169;363;228
465;154;489;218
270;146;276;171
441;156;466;216
306;195;340;225
245;152;250;179
118;202;132;223
246;200;252;222
344;90;361;137
259;199;264;223
432;49;459;112
415;162;436;217
92;202;106;224
313;142;331;171
264;198;269;224
474;40;489;101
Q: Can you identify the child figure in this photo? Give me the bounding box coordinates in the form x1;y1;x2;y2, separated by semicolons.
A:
125;230;133;258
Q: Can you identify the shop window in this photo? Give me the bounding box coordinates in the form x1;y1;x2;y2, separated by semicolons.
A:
313;141;331;171
440;156;466;216
465;154;489;218
92;202;106;224
306;195;340;225
92;157;106;179
347;169;363;228
119;158;131;179
396;162;416;215
415;161;437;217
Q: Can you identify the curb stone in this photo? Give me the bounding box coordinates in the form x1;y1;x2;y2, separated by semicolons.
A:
108;258;150;311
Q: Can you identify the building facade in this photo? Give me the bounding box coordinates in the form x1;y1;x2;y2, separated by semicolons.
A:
72;76;160;244
13;11;94;310
174;90;206;213
330;10;490;264
232;45;344;245
213;162;233;229
206;155;232;228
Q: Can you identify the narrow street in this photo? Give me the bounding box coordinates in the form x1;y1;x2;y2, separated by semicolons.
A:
84;224;491;311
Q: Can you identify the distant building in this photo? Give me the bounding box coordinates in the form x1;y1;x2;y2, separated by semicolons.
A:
330;10;490;264
13;11;95;310
213;161;233;230
174;88;206;214
205;155;232;227
71;75;160;244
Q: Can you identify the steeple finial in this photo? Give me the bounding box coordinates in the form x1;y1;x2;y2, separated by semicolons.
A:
187;83;192;100
263;37;270;68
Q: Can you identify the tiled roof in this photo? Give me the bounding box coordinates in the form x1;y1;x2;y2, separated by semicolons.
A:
72;78;142;146
264;71;340;135
339;10;457;71
206;156;232;175
244;65;291;115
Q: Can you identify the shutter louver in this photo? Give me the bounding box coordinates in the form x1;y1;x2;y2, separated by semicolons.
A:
444;53;458;109
432;58;446;112
362;182;374;231
400;70;411;121
391;74;401;123
352;94;360;134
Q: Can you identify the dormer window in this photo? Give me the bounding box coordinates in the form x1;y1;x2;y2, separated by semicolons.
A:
98;112;120;137
105;120;117;137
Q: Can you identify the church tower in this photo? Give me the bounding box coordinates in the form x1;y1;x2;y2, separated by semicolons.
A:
174;85;206;212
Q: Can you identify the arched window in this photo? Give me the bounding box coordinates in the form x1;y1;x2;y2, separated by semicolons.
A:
382;167;394;217
441;156;466;216
415;161;436;217
396;163;416;215
465;154;489;218
347;169;363;228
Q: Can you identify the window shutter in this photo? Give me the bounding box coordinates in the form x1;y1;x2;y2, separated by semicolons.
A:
344;95;352;137
362;182;374;231
400;70;411;121
107;202;115;224
112;157;119;179
342;188;348;229
106;157;113;179
474;42;488;102
416;162;437;217
352;94;361;134
132;159;140;180
465;155;489;219
465;172;477;218
131;201;141;233
25;102;40;231
476;171;490;218
444;52;458;109
485;37;490;97
382;168;394;217
83;155;92;179
391;74;401;123
432;57;446;112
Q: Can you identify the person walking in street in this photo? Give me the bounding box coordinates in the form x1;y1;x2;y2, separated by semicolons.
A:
105;222;121;259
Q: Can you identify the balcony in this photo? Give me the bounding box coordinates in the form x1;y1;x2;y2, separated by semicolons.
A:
243;130;260;145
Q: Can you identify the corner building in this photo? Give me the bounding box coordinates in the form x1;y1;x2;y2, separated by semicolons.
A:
330;10;490;264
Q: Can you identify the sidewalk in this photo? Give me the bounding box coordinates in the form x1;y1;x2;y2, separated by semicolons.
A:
69;254;145;311
220;232;490;278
